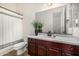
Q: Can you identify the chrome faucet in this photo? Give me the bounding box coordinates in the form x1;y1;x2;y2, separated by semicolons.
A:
47;31;52;36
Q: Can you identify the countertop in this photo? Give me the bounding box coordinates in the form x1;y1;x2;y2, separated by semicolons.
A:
28;34;79;46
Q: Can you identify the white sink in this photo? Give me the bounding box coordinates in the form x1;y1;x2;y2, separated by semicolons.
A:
55;36;79;44
28;33;79;46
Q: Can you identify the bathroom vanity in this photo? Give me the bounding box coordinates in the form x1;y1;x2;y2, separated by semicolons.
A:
28;35;79;56
27;3;79;56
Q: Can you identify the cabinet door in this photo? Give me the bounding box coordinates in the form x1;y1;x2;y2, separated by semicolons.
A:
73;46;79;56
47;48;61;56
28;43;36;56
62;44;73;56
37;45;46;56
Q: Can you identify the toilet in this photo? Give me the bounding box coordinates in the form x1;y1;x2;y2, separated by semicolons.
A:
13;42;27;55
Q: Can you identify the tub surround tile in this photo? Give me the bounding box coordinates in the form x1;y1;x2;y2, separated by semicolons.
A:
0;39;24;49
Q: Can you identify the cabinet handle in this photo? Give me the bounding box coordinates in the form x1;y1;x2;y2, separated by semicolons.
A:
68;48;73;50
38;46;45;48
62;53;65;55
49;48;53;51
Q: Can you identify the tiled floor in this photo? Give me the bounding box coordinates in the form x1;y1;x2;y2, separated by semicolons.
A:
20;51;30;56
4;50;30;56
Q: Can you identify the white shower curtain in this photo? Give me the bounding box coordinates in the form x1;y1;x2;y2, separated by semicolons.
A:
0;8;23;45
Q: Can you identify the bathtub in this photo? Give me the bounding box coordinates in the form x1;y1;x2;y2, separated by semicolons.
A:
0;46;13;56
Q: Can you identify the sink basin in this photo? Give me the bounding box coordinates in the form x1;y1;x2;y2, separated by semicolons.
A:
29;33;79;46
55;36;79;43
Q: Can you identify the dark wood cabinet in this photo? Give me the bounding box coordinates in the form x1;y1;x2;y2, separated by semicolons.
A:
37;45;46;56
28;38;79;56
47;48;61;56
28;38;36;56
46;41;62;56
28;38;62;56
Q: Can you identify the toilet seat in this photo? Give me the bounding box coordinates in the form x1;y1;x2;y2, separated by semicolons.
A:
13;42;26;50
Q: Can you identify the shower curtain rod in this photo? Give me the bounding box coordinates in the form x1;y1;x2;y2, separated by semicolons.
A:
0;6;23;19
0;6;23;16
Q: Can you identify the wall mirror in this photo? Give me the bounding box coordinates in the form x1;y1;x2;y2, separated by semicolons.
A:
35;3;79;36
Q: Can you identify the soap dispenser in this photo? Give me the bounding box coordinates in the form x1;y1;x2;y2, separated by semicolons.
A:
47;31;52;36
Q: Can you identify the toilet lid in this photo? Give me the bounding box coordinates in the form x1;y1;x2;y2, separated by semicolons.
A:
14;42;25;47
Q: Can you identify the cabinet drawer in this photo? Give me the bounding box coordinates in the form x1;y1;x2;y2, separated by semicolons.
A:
36;39;61;50
28;38;36;43
47;42;61;50
36;39;49;47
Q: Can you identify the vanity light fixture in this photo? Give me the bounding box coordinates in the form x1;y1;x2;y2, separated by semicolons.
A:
48;3;53;6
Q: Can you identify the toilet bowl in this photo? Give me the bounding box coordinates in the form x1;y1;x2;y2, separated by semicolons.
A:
13;42;26;50
13;42;27;55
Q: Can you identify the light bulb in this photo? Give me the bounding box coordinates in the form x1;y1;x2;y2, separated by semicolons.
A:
48;3;53;6
75;19;78;24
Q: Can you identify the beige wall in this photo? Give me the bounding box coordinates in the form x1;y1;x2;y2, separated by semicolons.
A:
16;3;23;14
0;3;16;12
22;4;45;42
0;3;23;14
